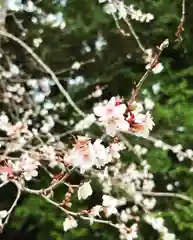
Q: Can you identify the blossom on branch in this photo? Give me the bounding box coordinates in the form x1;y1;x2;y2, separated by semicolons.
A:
78;182;93;200
63;216;78;231
94;97;129;137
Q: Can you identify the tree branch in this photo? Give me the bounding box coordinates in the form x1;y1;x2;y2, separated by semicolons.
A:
175;0;185;42
0;30;85;117
23;185;120;230
140;191;193;204
129;39;169;102
2;181;21;229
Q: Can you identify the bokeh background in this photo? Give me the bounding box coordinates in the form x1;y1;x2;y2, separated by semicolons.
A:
1;0;193;239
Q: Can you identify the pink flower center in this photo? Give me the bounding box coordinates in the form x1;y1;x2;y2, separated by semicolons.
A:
115;99;121;106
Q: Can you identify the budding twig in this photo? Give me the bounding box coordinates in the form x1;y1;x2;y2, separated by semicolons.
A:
129;39;169;103
175;0;185;42
124;17;146;53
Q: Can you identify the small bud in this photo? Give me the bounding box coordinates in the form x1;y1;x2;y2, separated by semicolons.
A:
80;210;89;215
66;192;71;198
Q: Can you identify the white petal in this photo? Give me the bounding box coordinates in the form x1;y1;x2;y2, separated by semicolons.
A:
78;182;93;200
93;105;105;117
114;104;126;116
106;122;117;137
0;210;7;219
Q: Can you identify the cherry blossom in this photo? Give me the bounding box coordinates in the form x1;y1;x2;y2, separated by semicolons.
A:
108;141;125;159
128;111;155;138
78;182;93;200
89;205;103;218
68;136;96;173
103;3;117;15
63;216;78;231
152;62;164;74
127;223;138;240
94;97;129;137
7;122;25;137
13;153;40;181
102;195;118;217
40;145;58;168
93;139;110;167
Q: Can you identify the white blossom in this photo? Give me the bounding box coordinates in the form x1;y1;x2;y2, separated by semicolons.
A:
152;83;161;95
144;98;155;110
108;142;125;159
40;145;58;168
127;223;138;239
69;141;96;173
162;233;176;240
103;3;117;15
131;112;155;138
120;210;129;223
94;97;129;137
152;62;164;74
90;205;103;217
0;173;8;182
118;2;127;19
143;198;156;209
71;61;81;70
13;153;40;181
10;64;19;75
93;139;110;167
145;13;154;22
63;216;78;231
0;210;7;219
78;182;93;200
102;195;118;217
172;144;183;153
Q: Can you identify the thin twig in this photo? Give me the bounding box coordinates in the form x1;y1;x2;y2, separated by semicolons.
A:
23;186;120;230
124;17;146;53
129;39;169;103
112;13;130;37
175;0;185;42
2;181;21;228
55;58;95;75
140;191;193;204
112;1;146;52
0;181;9;188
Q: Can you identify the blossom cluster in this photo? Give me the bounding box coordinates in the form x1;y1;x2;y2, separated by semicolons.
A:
67;136;124;173
94;97;154;138
100;0;154;23
0;1;189;239
143;48;164;74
